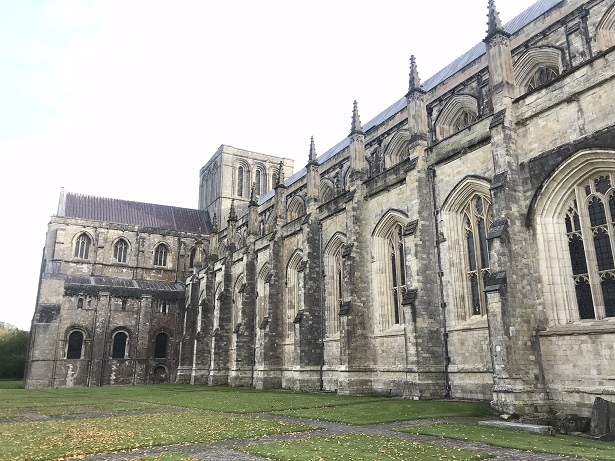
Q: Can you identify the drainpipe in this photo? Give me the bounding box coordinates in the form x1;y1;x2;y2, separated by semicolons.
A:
319;221;325;391
429;166;451;398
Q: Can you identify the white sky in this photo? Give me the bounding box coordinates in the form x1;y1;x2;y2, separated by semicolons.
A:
0;0;538;330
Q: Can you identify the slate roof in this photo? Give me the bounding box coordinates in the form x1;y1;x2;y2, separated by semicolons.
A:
60;191;207;234
258;0;563;205
64;275;185;298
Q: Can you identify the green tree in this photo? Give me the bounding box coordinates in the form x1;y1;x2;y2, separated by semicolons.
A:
0;328;29;379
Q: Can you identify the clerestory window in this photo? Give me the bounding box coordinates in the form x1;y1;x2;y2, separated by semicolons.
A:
527;67;558;92
114;238;128;263
154;244;168;267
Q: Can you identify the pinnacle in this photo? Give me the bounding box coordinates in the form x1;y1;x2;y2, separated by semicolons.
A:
408;55;422;93
350;100;363;136
308;136;317;164
486;0;504;35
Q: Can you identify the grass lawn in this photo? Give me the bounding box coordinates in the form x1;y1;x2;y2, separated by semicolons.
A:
276;399;493;425
0;379;22;389
0;411;311;460
403;423;615;461
242;434;489;460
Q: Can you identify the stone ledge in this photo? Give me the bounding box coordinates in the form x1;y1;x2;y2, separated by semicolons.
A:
478;420;555;435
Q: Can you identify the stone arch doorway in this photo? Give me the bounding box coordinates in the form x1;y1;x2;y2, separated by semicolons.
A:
152;365;167;384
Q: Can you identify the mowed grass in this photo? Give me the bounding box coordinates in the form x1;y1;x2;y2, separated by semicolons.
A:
403;423;615;461
0;411;311;460
275;399;493;425
242;434;489;460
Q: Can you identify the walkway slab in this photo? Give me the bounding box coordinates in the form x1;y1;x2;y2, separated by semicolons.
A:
479;420;555;435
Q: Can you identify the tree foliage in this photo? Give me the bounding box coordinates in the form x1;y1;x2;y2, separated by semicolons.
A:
0;327;29;379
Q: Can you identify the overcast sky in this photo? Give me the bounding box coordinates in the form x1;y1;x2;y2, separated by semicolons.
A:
0;0;539;330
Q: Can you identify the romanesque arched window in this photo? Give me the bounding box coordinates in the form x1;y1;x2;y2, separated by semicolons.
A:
154;243;168;267
113;238;128;263
111;331;128;359
463;194;492;316
237;166;245;197
324;234;345;335
66;330;84;359
373;211;409;330
154;332;168;359
74;233;91;259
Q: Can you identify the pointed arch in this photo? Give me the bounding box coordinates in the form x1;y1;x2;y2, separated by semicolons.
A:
324;232;346;335
73;232;93;260
232;274;245;330
440;176;493;324
434;94;479;140
286;250;304;341
287;195;306;221
153;242;169;267
113;237;130;264
257;263;272;326
513;46;562;92
534;150;615;326
597;3;615;52
382;129;410;168
372;210;409;330
320;178;335;203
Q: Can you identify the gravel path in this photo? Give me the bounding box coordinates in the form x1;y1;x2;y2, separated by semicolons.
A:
75;413;589;461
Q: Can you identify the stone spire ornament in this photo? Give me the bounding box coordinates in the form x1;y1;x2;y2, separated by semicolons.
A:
228;199;237;222
486;0;506;37
212;212;218;233
277;161;285;185
249;182;257;205
350;100;363;136
308;136;317;165
408;55;422;93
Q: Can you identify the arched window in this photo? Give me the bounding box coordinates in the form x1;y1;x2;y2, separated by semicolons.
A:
325;234;346;335
453;111;478;132
388;224;406;325
113;238;128;263
257;265;271;327
272;171;278;188
112;332;128;359
526;67;558;92
373;212;409;330
154;244;168;267
320;180;334;203
189;247;197;269
237;166;244;197
66;331;84;359
563;175;615;319
463;195;492;316
74;233;91;259
254;169;262;196
286;252;303;341
154;332;168;358
287;196;306;221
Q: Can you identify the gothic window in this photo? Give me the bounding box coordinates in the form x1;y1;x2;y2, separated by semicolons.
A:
272;171;278;188
66;331;84;359
237;166;244;197
373;212;409;330
453;110;478;132
257;265;271;327
111;331;128;359
286;252;303;341
154;244;168;267
154;332;168;359
564;174;615;319
527;67;558;92
189;247;197;269
325;236;345;335
287;196;306;221
232;276;244;332
113;238;128;263
74;233;91;259
254;169;262;196
389;224;406;325
463;194;492;316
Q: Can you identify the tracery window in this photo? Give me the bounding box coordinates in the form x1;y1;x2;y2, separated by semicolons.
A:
453;110;478;132
66;331;84;359
463;194;492;316
154;332;168;359
112;331;128;359
325;243;344;335
113;238;128;263
286;253;303;341
154;244;168;267
388;223;406;325
237;166;244;197
527;67;558;92
564;174;615;319
74;233;91;259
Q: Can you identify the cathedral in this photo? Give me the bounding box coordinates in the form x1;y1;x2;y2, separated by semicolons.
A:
25;0;615;419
